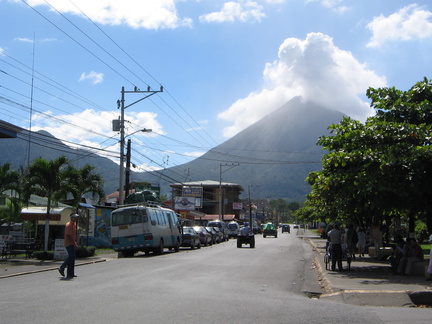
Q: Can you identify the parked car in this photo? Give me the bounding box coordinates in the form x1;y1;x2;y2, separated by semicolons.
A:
206;226;223;244
293;224;299;229
181;227;201;249
281;224;290;233
226;221;240;239
262;222;278;238
207;220;228;241
193;226;212;246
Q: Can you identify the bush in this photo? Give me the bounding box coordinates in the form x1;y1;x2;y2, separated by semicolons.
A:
76;246;96;258
34;251;54;260
415;221;429;243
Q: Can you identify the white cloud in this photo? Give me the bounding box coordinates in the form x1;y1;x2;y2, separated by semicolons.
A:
30;108;164;162
367;4;432;48
14;37;34;43
79;71;104;85
218;32;387;138
199;1;265;23
306;0;349;13
17;0;192;29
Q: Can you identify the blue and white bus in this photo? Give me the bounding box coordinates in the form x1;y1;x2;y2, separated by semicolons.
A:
111;205;182;257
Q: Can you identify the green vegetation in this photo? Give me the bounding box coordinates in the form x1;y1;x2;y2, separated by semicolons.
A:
0;155;104;251
297;78;432;242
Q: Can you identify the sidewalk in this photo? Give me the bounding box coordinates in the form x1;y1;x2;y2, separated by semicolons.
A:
0;252;116;279
298;229;432;307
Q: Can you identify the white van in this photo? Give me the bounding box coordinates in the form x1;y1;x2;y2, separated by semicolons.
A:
207;220;228;241
226;221;240;239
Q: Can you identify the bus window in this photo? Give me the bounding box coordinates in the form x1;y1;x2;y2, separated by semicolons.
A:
112;208;145;226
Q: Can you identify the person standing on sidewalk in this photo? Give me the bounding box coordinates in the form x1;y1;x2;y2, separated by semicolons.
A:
328;224;344;271
58;213;79;279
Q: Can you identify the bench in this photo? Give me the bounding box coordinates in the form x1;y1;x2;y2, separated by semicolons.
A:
5;242;36;259
411;260;430;277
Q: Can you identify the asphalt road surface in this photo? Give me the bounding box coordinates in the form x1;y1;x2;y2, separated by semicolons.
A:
0;231;431;323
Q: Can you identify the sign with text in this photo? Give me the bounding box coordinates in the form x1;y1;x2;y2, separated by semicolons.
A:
54;239;68;260
182;186;203;197
233;202;243;210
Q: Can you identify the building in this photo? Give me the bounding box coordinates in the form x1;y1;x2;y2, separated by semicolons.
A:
169;180;244;223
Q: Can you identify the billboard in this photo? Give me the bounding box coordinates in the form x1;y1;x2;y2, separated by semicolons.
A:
182;186;203;197
174;197;196;210
233;202;243;210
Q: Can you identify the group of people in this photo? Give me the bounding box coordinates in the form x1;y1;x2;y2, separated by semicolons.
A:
326;224;367;271
390;235;430;278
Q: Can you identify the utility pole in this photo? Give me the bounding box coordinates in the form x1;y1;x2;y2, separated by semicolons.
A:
125;139;131;199
118;85;162;205
218;162;239;220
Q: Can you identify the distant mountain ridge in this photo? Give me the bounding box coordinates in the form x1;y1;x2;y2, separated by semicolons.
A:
0;97;344;200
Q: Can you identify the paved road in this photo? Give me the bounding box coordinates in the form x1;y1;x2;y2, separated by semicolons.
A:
0;231;431;323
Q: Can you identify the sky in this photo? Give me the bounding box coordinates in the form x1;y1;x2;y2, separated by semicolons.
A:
1;0;432;175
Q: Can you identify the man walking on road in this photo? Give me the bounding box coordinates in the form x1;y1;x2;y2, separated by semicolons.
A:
58;213;79;279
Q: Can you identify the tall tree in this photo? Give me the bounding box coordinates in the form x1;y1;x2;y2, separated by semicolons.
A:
304;78;432;235
0;163;21;224
23;156;69;251
61;164;105;208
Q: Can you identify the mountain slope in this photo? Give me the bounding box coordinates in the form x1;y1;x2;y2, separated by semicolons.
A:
143;97;345;200
0;97;344;200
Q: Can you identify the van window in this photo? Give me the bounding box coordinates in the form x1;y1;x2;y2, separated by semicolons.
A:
112;208;146;226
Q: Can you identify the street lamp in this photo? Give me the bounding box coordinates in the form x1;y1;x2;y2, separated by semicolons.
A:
115;85;162;206
119;128;152;205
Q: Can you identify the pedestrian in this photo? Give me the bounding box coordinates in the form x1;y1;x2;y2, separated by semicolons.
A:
346;224;358;259
58;213;79;279
328;224;344;271
427;234;432;281
357;227;366;257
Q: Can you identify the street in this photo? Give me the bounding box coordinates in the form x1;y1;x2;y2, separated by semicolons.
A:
0;230;431;323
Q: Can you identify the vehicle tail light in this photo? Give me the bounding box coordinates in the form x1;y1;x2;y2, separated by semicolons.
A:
144;233;153;241
112;237;119;245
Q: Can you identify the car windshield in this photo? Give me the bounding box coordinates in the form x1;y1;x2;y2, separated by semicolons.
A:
183;227;194;234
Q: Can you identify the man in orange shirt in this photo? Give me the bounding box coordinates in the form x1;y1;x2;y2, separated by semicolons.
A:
58;213;79;279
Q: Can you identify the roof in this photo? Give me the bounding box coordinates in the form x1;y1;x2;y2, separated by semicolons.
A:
20;206;74;221
0;120;23;138
170;180;243;190
198;214;237;221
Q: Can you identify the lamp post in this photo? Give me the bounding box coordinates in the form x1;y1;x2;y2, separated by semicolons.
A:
119;128;152;205
218;162;239;220
117;85;162;206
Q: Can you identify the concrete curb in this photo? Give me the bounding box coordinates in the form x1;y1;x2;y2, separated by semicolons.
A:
0;258;107;279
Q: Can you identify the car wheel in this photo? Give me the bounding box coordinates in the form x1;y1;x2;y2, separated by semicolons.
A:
174;239;180;252
154;239;164;255
197;241;201;249
191;241;195;250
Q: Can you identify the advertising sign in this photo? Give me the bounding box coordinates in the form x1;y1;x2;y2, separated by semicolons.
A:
174;197;196;210
54;239;68;260
182;186;203;197
233;202;243;210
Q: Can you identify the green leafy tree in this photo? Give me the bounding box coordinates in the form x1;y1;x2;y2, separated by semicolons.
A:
23;156;69;251
0;163;21;224
305;78;432;235
61;164;105;208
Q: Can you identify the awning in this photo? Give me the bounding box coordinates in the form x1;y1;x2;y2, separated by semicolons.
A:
194;214;237;221
79;203;95;209
20;207;73;221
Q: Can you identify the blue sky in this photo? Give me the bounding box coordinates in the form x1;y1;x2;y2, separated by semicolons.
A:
1;0;431;173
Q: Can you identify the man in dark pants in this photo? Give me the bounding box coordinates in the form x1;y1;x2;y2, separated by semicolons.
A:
58;213;79;279
328;224;344;271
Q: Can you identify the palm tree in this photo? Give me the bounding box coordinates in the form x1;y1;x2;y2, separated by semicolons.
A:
0;163;21;224
62;164;105;208
23;156;69;251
